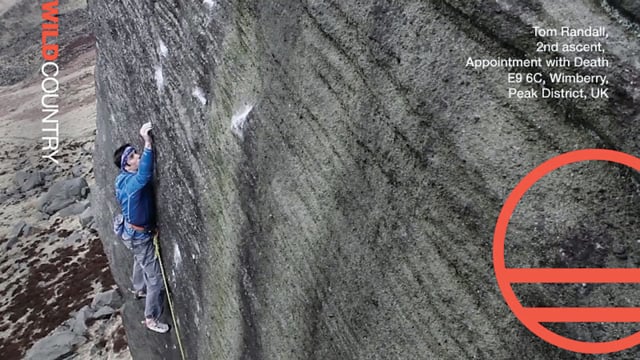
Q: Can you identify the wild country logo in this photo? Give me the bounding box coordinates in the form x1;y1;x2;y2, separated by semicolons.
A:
41;0;60;164
493;149;640;354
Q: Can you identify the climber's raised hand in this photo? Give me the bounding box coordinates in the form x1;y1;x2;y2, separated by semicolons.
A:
139;122;153;148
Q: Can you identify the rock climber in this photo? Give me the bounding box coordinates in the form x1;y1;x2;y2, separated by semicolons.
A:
112;122;169;333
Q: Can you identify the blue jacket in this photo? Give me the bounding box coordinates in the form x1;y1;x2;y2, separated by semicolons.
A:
115;147;155;227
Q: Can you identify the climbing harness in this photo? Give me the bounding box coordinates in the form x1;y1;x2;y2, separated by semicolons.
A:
153;233;187;360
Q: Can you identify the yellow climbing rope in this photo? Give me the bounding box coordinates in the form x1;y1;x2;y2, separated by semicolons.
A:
153;233;187;360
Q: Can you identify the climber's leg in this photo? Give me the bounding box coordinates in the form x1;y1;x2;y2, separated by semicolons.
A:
131;259;147;298
131;236;168;333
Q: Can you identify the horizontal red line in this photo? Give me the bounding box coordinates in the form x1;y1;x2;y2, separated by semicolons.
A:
504;268;640;283
525;307;640;322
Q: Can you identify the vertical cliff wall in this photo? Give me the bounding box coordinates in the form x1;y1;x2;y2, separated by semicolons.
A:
90;1;640;359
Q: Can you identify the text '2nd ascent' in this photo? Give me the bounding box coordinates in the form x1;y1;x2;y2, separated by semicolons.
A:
465;26;610;101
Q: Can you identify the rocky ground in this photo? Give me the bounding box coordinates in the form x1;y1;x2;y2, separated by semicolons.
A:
0;138;132;360
0;1;133;359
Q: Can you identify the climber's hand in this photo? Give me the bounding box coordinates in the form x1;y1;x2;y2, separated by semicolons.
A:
139;122;153;147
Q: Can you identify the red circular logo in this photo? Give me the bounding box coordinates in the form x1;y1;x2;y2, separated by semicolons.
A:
494;149;640;354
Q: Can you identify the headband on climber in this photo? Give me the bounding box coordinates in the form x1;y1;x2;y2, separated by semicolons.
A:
120;146;136;171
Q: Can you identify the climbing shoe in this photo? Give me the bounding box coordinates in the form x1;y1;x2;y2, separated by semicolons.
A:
144;319;169;334
145;318;170;333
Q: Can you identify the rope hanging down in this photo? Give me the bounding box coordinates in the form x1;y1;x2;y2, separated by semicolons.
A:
153;233;187;360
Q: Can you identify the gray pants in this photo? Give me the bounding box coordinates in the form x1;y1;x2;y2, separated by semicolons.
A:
129;237;165;320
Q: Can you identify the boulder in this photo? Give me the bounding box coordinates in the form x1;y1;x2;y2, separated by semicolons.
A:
92;306;115;320
71;165;85;178
69;305;93;335
22;224;40;237
89;0;640;358
8;220;26;241
64;232;83;246
21;224;34;237
58;201;91;217
79;206;94;227
14;170;44;192
92;289;123;309
5;185;18;196
5;238;19;251
38;177;89;215
24;329;86;360
81;142;94;155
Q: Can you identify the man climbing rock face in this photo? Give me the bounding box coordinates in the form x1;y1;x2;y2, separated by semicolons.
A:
113;122;169;333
